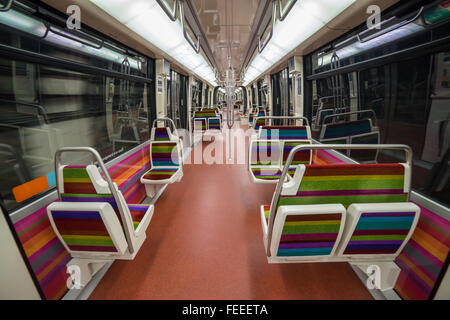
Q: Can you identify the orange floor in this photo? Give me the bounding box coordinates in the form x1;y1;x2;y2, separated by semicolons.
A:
89;123;373;300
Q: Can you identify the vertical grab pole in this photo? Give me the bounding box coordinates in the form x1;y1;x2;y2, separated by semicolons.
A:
225;69;236;162
226;92;235;162
331;53;337;116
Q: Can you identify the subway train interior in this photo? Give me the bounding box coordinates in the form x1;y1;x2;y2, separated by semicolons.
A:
0;0;449;303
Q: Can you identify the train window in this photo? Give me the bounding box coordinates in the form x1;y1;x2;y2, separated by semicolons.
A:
0;59;149;210
0;55;150;212
309;51;450;207
167;70;184;129
359;67;386;119
393;56;430;125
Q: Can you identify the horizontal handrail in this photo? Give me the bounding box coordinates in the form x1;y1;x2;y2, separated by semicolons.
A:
54;147;134;254
266;144;413;257
253;116;310;129
322;109;378;127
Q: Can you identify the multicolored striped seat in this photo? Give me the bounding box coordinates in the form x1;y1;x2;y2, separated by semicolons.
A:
48;163;155;260
151;127;172;141
277;164;409;208
259;126;311;140
193;110;221;132
141;142;182;184
150;142;180;167
261;162;419;262
338;203;420;256
49;203;127;254
282;141;312;167
208;117;222;130
108;145;151;205
261;204;346;259
61;165;151;231
250;141;281;167
277;212;344;257
254;109;267;129
142;168;179;181
249;141;282;183
249;140;312;183
320;119;373;140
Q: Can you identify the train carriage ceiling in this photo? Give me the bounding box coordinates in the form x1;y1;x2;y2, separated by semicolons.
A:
41;0;400;86
191;0;261;82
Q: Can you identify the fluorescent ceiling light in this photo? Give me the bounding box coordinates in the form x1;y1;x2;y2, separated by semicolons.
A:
0;8;142;69
319;23;424;66
244;0;356;86
90;0;217;87
0;9;47;37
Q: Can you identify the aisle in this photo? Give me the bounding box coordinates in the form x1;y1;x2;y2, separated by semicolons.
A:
89;123;372;300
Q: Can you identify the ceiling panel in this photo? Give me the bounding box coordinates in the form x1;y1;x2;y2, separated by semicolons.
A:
193;0;261;79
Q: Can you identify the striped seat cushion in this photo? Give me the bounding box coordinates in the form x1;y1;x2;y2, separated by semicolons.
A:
202;108;220;114
195;111;217;118
282;141;312;166
128;204;151;230
254;110;267;129
142;168;179;181
343;211;416;255
395;205;450;300
251;167;297;180
250;141;281;166
278;164;408;208
208;118;221;130
108;145;151;205
153;128;171;141
151;142;180;167
50;209;117;252
277;213;343;257
62;166;147;230
63;165;97;194
260;126;309;140
322;119;372;139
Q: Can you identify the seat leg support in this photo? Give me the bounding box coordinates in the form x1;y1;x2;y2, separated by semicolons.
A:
144;184;164;198
351;261;401;292
67;258;111;288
